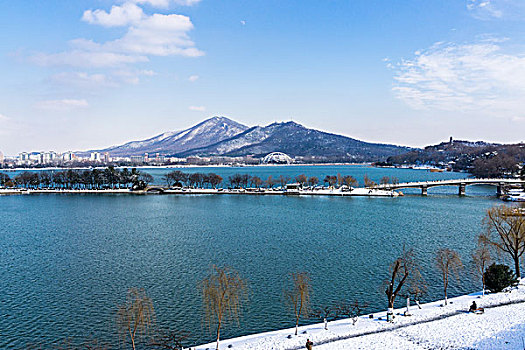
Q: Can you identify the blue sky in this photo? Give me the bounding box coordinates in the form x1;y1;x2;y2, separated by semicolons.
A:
1;0;525;154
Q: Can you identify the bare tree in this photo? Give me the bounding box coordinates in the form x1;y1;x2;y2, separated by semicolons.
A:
285;272;311;335
228;174;244;188
308;176;319;187
472;237;492;296
265;175;275;188
343;175;358;188
380;176;391;185
309;305;336;330
149;329;189;350
384;247;418;322
208;173;223;189
336;300;368;326
337;173;344;187
163;173;175;187
323;175;337;188
363;174;376;188
250;176;263;188
240;174;251;188
435;248;463;305
201;266;248;350
295;174;308;186
116;288;156;350
406;268;427;310
278;175;291;188
481;205;525;277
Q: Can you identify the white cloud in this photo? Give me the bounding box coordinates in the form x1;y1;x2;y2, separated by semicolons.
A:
112;13;203;57
467;0;502;18
133;0;170;8
467;0;525;20
131;0;202;8
36;99;90;111
50;72;116;88
170;0;201;5
32;2;203;68
240;20;246;25
188;105;206;111
188;74;199;82
0;113;9;121
114;69;157;83
82;3;145;27
141;69;157;76
49;69;157;89
32;50;148;68
392;39;525;119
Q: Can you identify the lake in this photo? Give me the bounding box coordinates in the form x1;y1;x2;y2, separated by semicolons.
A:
0;165;503;348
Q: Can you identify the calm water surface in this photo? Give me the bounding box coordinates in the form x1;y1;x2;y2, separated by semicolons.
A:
0;166;502;348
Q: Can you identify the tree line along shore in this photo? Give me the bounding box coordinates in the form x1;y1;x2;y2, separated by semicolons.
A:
0;168;400;192
22;205;525;350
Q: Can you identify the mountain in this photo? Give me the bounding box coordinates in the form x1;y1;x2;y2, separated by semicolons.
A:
176;121;411;162
95;116;249;156
90;117;412;162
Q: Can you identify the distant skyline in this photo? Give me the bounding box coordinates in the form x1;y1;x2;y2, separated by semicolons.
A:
1;0;525;155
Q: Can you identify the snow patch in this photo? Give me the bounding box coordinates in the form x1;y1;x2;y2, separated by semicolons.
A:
196;280;525;350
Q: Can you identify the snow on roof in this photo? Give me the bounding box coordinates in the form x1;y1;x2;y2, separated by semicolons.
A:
261;152;293;164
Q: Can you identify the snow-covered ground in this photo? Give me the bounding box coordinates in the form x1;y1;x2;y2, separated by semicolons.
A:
164;187;398;197
0;188;131;195
0;187;398;197
196;280;525;350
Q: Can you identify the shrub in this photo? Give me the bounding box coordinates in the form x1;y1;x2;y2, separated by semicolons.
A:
484;263;518;293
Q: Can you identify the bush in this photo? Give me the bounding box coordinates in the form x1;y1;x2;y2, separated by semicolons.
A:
484;263;518;293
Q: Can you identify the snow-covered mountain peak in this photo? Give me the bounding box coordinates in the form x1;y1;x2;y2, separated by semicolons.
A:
95;116;249;156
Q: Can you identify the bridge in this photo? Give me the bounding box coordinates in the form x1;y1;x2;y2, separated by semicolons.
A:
372;178;525;196
145;186;165;194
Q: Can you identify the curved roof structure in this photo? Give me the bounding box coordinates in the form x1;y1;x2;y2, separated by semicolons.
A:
261;152;293;164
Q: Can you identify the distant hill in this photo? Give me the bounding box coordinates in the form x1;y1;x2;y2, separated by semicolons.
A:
88;117;412;162
93;116;249;156
387;139;525;177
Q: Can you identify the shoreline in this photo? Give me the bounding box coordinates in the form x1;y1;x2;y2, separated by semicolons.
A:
0;187;399;197
0;162;457;172
195;280;525;349
0;163;369;172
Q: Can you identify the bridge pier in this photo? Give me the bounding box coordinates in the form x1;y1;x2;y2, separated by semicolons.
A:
496;183;503;197
421;186;427;196
458;183;466;196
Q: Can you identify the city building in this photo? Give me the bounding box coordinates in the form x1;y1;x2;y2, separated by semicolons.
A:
168;157;186;163
152;153;165;163
90;152;101;162
28;152;43;164
42;151;57;163
62;152;75;162
19;152;29;163
130;155;144;163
